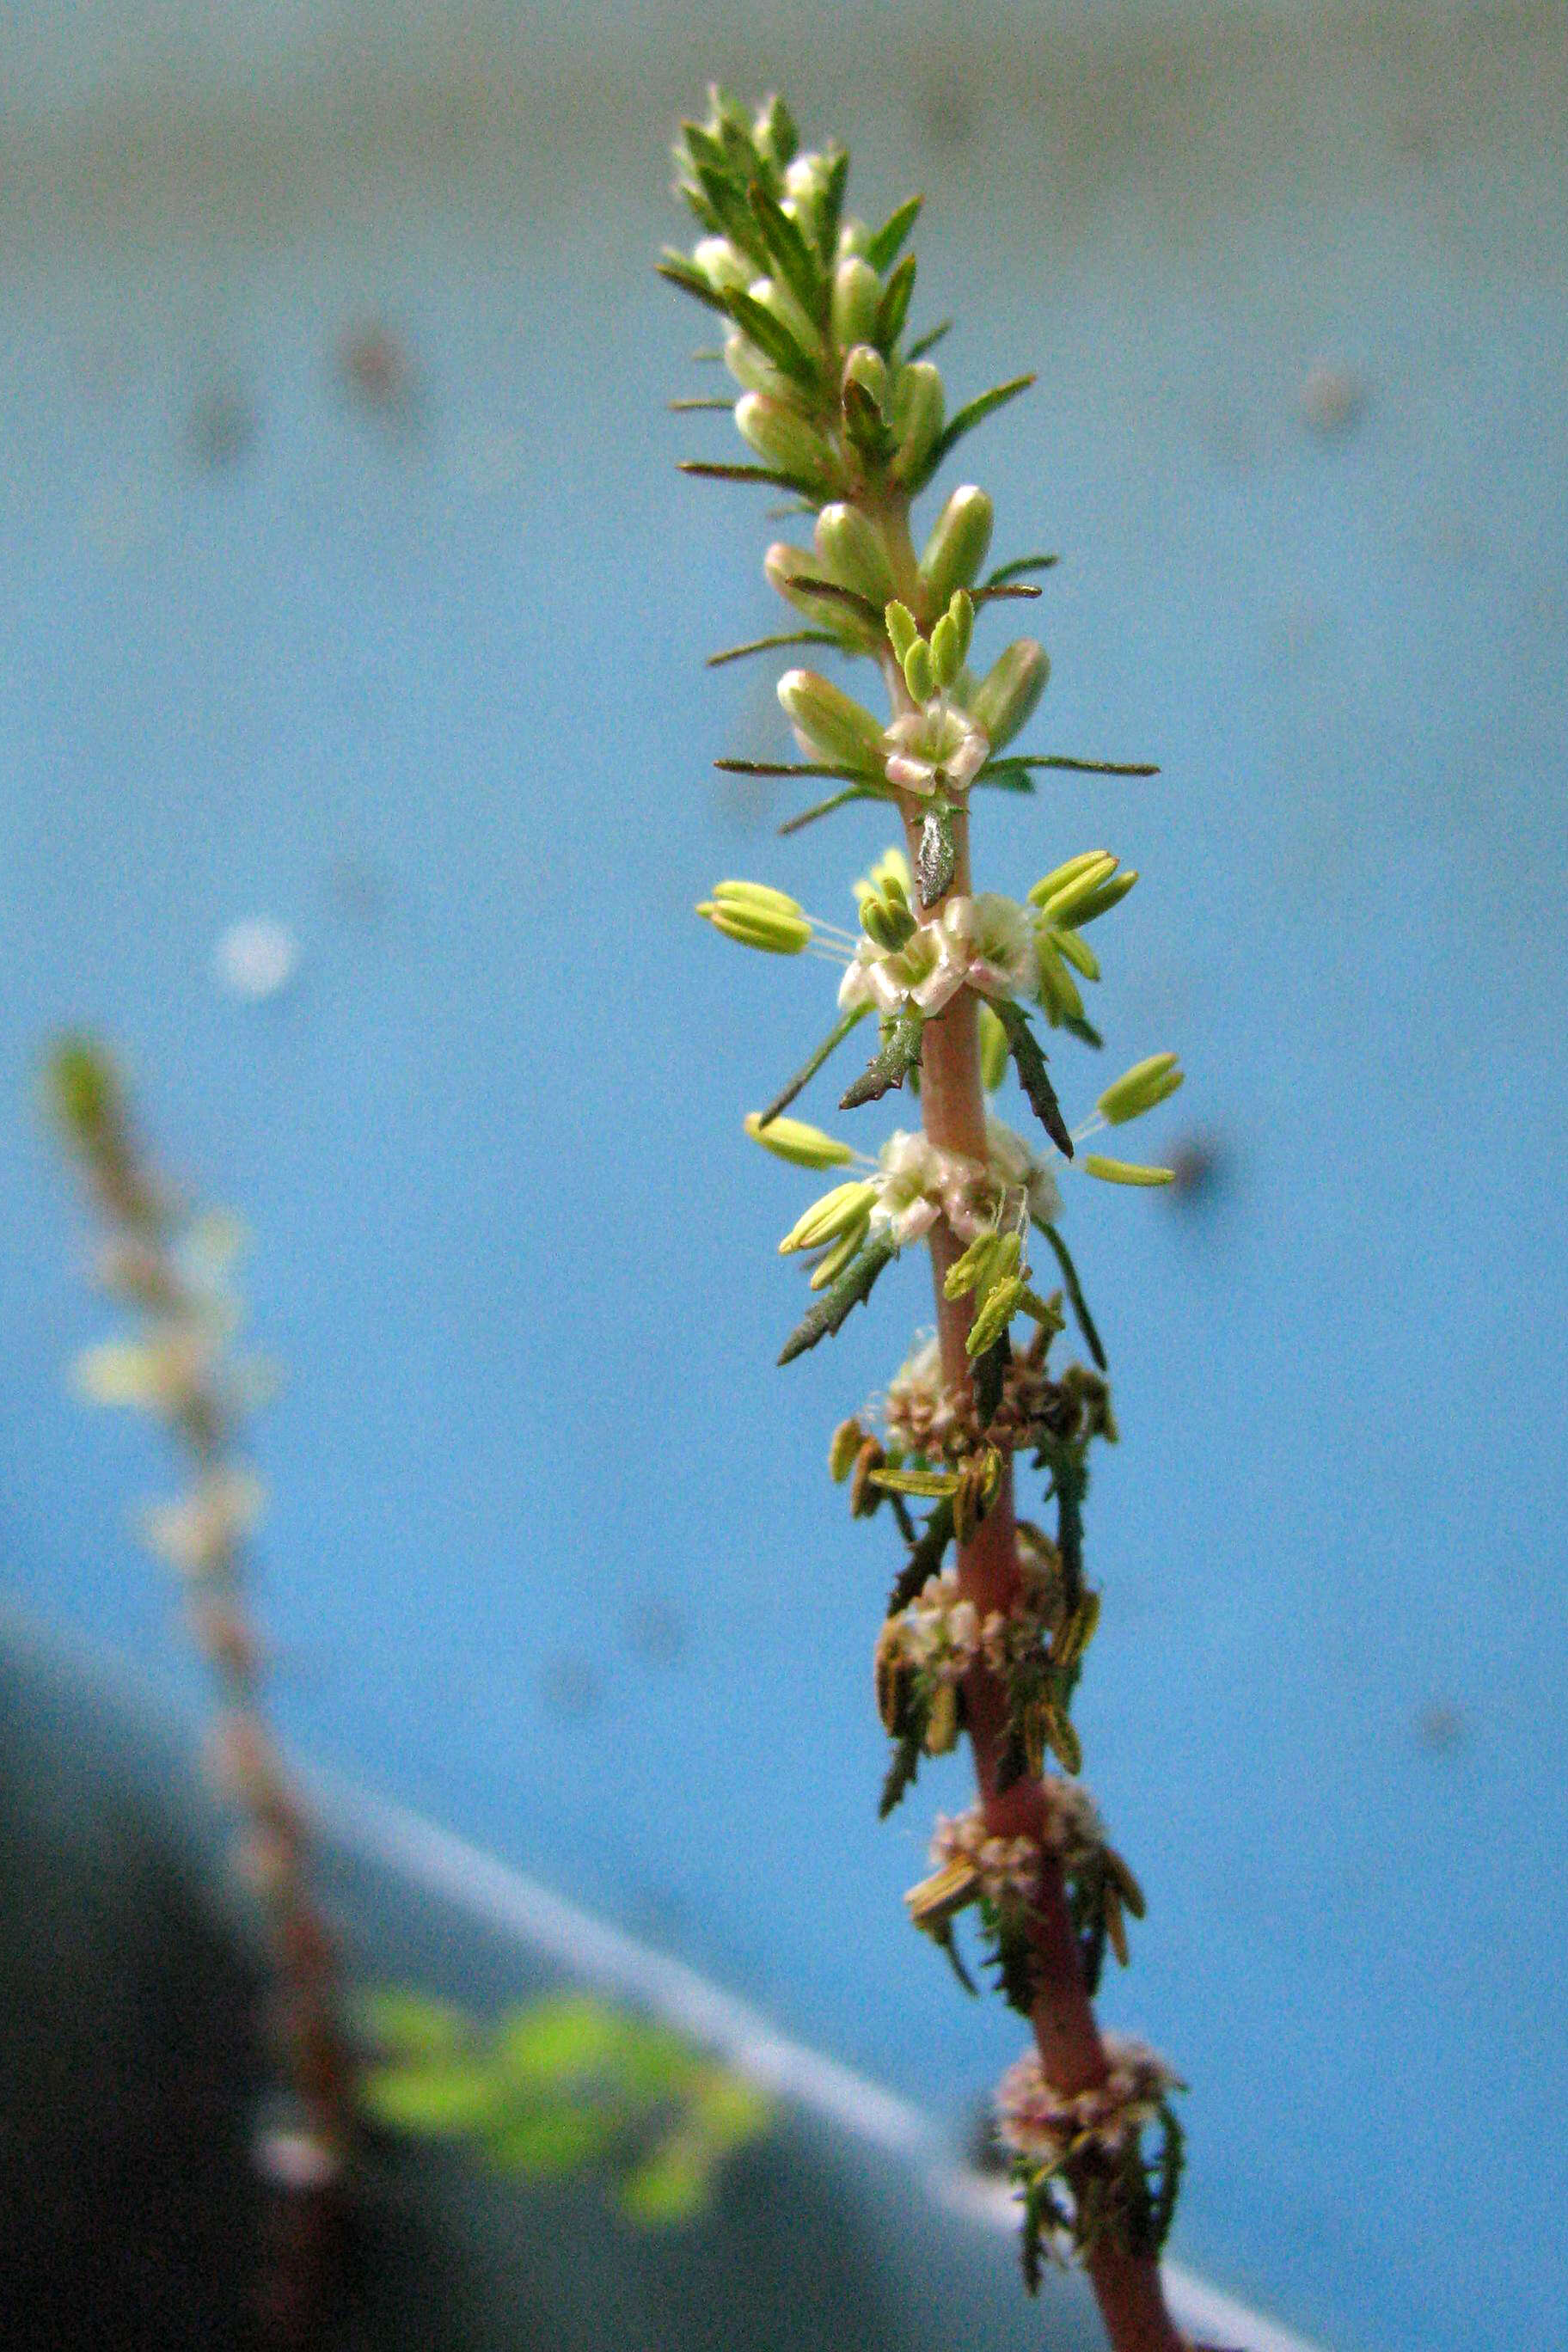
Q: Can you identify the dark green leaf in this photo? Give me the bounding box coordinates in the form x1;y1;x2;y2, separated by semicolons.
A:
839;1010;924;1109
748;182;824;320
1149;2101;1186;2253
841;375;893;458
983;553;1060;587
914;372;1036;486
714;756;854;778
973;1331;1008;1427
815;149;851;259
783;573;886;628
928;1916;977;1996
1063;1014;1105;1050
973;758;1038;794
777;785;885;835
1004;753;1160;778
1038;1222;1106;1369
885;1495;953;1614
693;163;768;266
875;254;916;351
777;1231;898;1365
655;256;731;315
680;459;814;491
878;1728;923;1818
971;581;1042;606
727;288;819;387
757;1007;868;1125
864;194;923;274
904;319;951;362
707;628;838;668
915;800;956;906
991;999;1075;1159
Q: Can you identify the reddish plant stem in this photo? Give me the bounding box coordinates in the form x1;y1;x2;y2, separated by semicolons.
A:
897;797;1185;2352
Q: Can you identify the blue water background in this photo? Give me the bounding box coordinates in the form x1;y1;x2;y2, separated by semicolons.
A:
0;8;1564;2348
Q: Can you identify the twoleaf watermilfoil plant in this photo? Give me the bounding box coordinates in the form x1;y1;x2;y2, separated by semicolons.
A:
47;1038;353;2347
666;92;1196;2352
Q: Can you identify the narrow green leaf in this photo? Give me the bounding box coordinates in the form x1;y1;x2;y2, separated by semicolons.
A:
983;553;1060;587
713;756;854;778
914;372;1036;485
972;760;1037;794
928;1916;978;1996
815;149;851;259
1038;1222;1106;1369
864;193;923;274
885;1495;954;1614
748;181;824;320
878;1728;923;1818
655;256;731;315
668;396;735;413
875;254;916;351
707;628;837;668
972;582;1043;607
777;1231;897;1365
680;459;812;491
904;319;951;362
992;998;1075;1159
729;288;818;386
756;1007;868;1126
783;573;887;628
1005;753;1161;778
776;784;884;835
838;1010;924;1109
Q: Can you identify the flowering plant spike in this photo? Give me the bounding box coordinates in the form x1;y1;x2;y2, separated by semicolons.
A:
666;92;1196;2352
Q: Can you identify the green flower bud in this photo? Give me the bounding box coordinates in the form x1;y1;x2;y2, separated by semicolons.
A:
967;1273;1026;1357
724;329;798;402
1081;1155;1175;1187
971;640;1049;751
889;361;945;483
779;1179;879;1255
1096;1054;1184;1127
747;273;824;359
694;236;751;297
744;1111;855;1167
948;589;974;664
841;343;888;415
1035;940;1086;1024
1053;927;1100;981
860;889;916;952
1035;853;1118;928
1066;869;1139;926
917;486;994;609
929;611;961;690
696;879;812;953
884;601;919;665
1028;849;1112;909
809;1226;867;1290
735;394;836;488
831;255;882;348
902;636;935;703
765;543;878;648
978;1002;1008;1091
814;502;898;607
777;668;886;770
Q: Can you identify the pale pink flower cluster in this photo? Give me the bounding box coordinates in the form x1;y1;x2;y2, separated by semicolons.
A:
995;2036;1180;2165
837;893;1034;1021
881;1336;963;1455
1033;1776;1107;1877
870;1119;1060;1250
928;1806;1041;1904
883;701;989;797
980;1527;1059;1675
889;1567;981;1682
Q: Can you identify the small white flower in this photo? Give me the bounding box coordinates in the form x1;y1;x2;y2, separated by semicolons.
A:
934;894;1036;1004
897;1568;982;1681
883;701;989;798
929;1806;1042;1903
995;2037;1181;2166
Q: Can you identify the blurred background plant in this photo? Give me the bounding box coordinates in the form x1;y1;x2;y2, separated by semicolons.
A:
359;1989;772;2226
